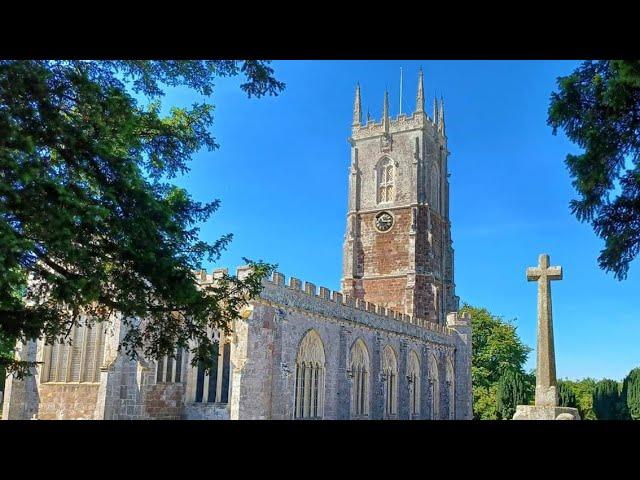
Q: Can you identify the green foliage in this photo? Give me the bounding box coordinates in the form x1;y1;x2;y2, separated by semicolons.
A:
473;384;499;420
557;380;577;409
559;378;605;420
497;369;532;420
460;304;533;419
593;379;624;420
523;369;536;404
0;60;285;377
548;60;640;280
0;330;12;392
621;368;640;420
570;378;597;420
462;304;532;389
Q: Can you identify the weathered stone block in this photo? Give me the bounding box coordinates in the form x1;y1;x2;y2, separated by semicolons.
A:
272;272;285;285
512;405;580;420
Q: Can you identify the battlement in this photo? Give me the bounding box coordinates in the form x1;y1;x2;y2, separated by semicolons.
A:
196;266;453;337
195;267;229;284
352;111;437;140
265;270;453;336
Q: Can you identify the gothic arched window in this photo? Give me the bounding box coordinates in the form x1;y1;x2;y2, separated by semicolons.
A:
42;321;106;383
294;330;325;419
408;350;421;418
156;347;185;383
446;357;455;420
377;157;395;204
383;346;398;418
428;352;440;419
194;329;232;404
430;163;440;213
350;338;370;418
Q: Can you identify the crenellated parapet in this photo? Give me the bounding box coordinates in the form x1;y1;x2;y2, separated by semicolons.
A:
195;266;459;342
351;111;436;140
194;267;229;284
262;269;453;336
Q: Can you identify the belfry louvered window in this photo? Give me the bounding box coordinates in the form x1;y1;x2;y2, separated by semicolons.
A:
42;322;106;383
431;163;441;213
377;157;394;203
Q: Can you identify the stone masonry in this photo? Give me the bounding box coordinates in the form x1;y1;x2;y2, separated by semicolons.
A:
342;71;458;325
513;254;579;420
226;269;473;420
2;268;473;420
2;71;472;420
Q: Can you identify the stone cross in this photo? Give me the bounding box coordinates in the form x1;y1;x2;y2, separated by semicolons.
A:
526;253;562;407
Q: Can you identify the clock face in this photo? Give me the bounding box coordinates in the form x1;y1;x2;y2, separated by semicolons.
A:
375;211;394;232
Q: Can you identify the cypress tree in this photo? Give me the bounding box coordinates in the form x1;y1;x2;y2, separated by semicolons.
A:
558;381;577;409
593;379;622;420
497;370;529;420
622;368;640;420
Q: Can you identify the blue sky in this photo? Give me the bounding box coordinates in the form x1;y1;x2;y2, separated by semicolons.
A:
160;60;639;381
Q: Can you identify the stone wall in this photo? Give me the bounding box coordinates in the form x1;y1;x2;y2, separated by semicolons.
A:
100;326;190;420
2;314;191;421
224;269;472;420
342;101;456;324
99;356;189;420
3;268;472;421
229;302;276;420
37;384;100;420
359;208;413;277
144;383;185;420
183;402;230;420
1;340;40;420
2;338;102;420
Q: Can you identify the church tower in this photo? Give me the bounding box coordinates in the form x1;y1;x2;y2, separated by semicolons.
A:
341;70;459;325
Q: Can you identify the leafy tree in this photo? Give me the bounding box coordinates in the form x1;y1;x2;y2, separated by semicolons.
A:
593;379;623;420
462;304;532;389
621;368;640;420
497;369;531;420
0;331;12;393
523;369;536;404
460;304;533;419
557;380;577;409
0;60;285;377
558;378;597;419
571;378;597;420
473;384;499;420
548;60;640;280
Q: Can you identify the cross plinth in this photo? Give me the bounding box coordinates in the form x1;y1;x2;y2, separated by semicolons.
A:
526;253;562;407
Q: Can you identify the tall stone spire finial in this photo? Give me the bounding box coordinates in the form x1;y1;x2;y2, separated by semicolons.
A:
352;83;362;127
439;96;445;134
383;89;390;134
416;67;425;114
433;93;439;126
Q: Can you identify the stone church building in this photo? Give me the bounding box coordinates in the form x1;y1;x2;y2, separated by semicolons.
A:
2;71;473;420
